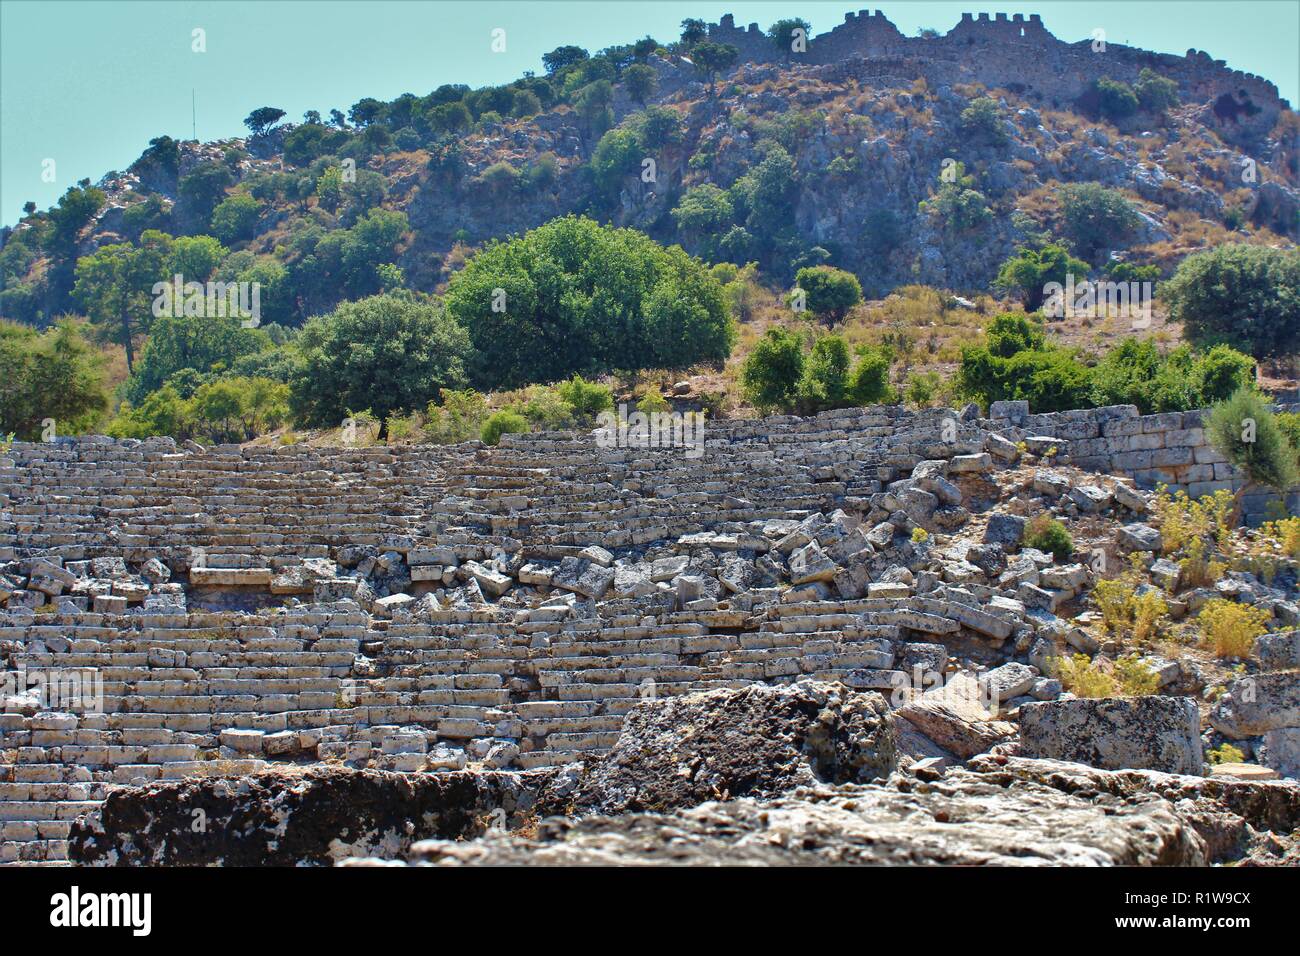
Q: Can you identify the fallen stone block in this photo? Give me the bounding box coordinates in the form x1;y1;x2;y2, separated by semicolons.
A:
1019;696;1203;775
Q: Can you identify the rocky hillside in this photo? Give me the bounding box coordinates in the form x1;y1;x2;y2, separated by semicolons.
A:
2;10;1296;328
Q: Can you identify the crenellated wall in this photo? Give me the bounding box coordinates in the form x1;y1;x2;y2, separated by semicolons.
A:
699;10;1288;142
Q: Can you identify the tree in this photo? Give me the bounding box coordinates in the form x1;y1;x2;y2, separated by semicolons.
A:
1094;78;1138;121
742;327;805;413
126;313;271;404
444;215;734;390
801;335;851;409
847;345;894;404
243;107;287;136
72;231;172;370
1060;183;1139;260
542;45;588;74
347;97;385;127
994;243;1089;311
303;110;322;125
316;166;344;212
680;18;707;45
1163;245;1300;361
691;42;737;94
178;161;235;222
672;184;734;256
767;18;811;56
288;293;471;430
209;193;261;244
1135;68;1179;114
1207;388;1299;523
0;320;108;439
794;266;862;324
624;63;657;106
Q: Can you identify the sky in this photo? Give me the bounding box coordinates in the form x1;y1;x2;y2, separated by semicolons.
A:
2;0;1298;225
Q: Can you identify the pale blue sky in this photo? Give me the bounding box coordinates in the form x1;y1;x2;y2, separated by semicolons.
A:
2;1;1297;225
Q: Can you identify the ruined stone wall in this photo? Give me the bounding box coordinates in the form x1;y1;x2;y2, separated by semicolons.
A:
986;400;1300;522
703;10;1287;141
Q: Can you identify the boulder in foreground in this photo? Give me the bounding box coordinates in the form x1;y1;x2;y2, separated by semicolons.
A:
567;681;897;815
1018;696;1203;775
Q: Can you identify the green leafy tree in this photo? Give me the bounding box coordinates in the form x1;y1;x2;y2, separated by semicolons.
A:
445;215;734;390
741;327;805;413
543;45;589;74
72;231;173;370
288;293;470;430
680;19;707;45
794;265;862;325
243;107;287;136
1094;78;1138;121
209;193;261;244
556;374;613;422
690;42;737;94
126;313;271;404
1206;388;1299;523
847;345;894;405
994;243;1089;311
1060;183;1139;260
767;18;811;56
1163;245;1300;360
481;410;529;445
1135;68;1179;114
624;64;657;106
179;161;235;222
799;335;851;410
0;319;108;439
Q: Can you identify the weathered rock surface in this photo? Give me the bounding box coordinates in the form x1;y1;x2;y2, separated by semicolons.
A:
379;769;1206;866
1018;696;1203;774
67;766;546;866
566;682;897;815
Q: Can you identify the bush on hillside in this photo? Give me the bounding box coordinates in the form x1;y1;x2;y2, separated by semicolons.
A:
1206;387;1299;493
1162;245;1300;361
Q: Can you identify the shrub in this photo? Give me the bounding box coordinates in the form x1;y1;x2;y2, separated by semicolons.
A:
1095;77;1138;121
1130;590;1169;645
555;374;613;422
1114;654;1161;695
1206;742;1247;765
794;265;862;324
1060;183;1140;260
959;96;1007;145
209;193;261;244
741;327;805;413
846;345;894;405
994;243;1088;311
1198;598;1271;658
1051;654;1118;698
1051;653;1157;697
1024;514;1073;561
481;410;529;445
1162;245;1300;360
910;526;929;544
1135;68;1179;114
801;335;851;409
636;387;670;414
1093;578;1136;633
1206;388;1299;494
1152;486;1235;552
0;319;108;440
424;388;488;444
